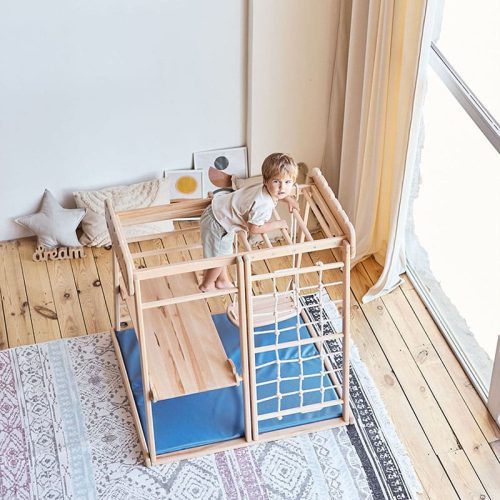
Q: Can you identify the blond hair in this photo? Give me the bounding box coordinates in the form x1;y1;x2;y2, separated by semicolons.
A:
261;153;298;183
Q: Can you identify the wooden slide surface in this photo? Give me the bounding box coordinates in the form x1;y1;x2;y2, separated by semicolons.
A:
124;271;237;401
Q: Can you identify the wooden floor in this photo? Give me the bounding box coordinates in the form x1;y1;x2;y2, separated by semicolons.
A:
1;233;499;499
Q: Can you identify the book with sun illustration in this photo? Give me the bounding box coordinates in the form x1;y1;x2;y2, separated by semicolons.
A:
163;169;204;220
166;169;204;200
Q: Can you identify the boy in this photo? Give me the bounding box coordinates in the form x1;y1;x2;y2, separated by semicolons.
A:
199;152;299;292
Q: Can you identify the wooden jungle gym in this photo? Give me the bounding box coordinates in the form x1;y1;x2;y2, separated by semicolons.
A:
105;167;356;466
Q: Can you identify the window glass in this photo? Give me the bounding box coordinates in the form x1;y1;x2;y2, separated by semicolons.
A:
407;69;500;387
436;0;500;119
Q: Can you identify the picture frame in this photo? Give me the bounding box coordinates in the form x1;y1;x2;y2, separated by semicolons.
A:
193;146;248;197
165;169;204;201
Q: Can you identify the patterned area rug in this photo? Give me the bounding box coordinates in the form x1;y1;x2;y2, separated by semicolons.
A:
1;299;421;499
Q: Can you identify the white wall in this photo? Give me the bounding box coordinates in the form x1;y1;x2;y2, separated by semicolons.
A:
247;0;338;175
0;0;340;241
0;0;246;240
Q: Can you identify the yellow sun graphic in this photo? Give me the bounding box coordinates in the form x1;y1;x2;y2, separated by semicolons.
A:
176;176;198;195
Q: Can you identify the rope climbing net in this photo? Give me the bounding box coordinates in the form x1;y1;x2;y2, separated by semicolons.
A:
241;184;352;437
249;260;347;424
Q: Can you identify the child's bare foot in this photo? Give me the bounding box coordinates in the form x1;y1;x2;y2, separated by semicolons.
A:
208;167;233;188
215;279;234;289
199;282;216;292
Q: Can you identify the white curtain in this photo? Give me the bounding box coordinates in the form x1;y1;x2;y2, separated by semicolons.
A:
322;0;429;302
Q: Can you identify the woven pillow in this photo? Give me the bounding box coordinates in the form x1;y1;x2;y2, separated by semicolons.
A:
74;178;173;246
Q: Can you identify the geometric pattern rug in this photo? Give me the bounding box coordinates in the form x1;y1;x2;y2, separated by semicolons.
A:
0;296;422;499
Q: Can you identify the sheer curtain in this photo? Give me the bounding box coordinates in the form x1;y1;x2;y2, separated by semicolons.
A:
322;0;429;302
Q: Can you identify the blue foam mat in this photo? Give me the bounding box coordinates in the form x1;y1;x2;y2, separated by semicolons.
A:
116;312;342;455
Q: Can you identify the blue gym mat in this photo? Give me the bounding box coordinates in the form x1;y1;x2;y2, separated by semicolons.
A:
116;312;343;455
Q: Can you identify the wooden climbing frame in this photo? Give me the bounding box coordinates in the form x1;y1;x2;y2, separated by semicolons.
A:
105;167;356;466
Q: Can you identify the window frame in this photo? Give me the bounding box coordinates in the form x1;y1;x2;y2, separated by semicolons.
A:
430;42;500;153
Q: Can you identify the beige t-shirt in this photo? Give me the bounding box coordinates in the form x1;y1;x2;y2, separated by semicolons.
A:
211;184;277;233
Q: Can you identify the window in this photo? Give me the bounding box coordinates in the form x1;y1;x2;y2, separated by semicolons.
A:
406;0;500;400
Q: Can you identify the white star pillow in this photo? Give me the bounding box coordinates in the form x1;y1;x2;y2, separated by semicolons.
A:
15;189;86;248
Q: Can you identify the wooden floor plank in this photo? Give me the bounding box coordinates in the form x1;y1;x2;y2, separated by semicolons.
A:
260;241;295;293
138;238;169;268
46;258;87;338
0;240;34;347
352;262;460;451
18;238;61;344
92;246;130;329
161;222;192;264
400;277;500;448
351;259;489;498
92;246;115;323
347;299;457;499
127;241;145;271
362;257;500;498
492;440;500;462
0;275;8;351
71;249;111;334
249;242;276;297
309;233;345;303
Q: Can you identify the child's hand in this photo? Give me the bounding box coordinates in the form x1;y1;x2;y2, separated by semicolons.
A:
285;196;299;213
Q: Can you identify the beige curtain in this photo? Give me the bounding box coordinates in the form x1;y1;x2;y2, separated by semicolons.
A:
322;0;429;302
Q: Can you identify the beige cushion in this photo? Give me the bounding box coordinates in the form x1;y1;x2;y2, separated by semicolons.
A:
74;178;173;246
